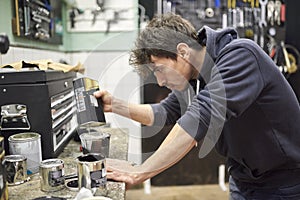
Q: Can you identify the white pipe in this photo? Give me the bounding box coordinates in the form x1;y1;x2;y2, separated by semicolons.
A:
157;0;162;15
218;164;227;191
143;178;151;194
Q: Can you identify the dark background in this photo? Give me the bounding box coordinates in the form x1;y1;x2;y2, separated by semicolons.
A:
139;0;300;186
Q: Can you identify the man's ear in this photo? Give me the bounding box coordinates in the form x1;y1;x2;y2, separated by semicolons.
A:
177;43;190;58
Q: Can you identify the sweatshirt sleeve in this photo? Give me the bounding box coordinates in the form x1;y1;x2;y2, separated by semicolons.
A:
178;46;265;142
150;91;184;126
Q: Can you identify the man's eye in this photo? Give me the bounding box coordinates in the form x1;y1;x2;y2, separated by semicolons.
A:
153;67;164;73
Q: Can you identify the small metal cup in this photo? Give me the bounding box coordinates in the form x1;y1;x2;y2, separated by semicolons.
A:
39;159;65;192
77;153;106;190
4;155;28;185
8;132;42;174
79;131;110;157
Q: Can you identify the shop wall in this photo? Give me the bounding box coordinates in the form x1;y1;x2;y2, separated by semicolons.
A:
0;0;65;51
0;0;138;52
0;0;141;164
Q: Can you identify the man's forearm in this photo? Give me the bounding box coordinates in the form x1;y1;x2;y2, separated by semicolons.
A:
106;123;197;185
136;123;197;180
111;98;154;126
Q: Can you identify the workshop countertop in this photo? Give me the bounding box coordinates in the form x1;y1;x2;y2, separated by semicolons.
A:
7;127;129;200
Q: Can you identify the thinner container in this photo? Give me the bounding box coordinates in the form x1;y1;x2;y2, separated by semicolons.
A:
4;155;28;186
77;153;107;190
39;159;65;192
8;132;42;174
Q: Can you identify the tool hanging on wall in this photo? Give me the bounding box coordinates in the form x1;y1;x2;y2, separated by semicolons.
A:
266;0;282;27
12;0;63;44
281;41;298;74
224;0;286;52
205;1;214;18
91;0;105;25
205;0;220;18
0;33;10;55
258;0;268;48
172;0;286;60
267;36;299;76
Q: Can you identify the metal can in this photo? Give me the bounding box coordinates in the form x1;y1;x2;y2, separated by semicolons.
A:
0;137;8;200
77;153;106;190
39;159;64;192
8;132;42;174
4;155;28;186
79;131;110;157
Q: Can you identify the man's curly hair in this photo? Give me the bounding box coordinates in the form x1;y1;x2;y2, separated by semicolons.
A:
129;13;201;78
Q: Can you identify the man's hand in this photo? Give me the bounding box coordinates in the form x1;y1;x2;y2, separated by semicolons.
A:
94;90;114;112
106;124;197;187
94;90;154;126
106;158;147;188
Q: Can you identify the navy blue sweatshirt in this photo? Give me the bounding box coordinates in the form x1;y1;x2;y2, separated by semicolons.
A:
151;26;300;186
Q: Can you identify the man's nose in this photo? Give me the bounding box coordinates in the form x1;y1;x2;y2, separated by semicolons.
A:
156;74;167;87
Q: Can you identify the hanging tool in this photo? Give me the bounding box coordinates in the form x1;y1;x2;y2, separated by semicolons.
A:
0;33;10;54
281;41;297;74
267;35;277;58
227;0;233;26
230;0;237;27
259;0;268;27
281;41;290;70
205;0;214;18
259;0;268;48
244;7;253;27
252;8;261;43
259;26;265;48
255;0;259;7
287;54;297;74
274;0;282;26
215;0;221;8
280;2;286;23
91;0;105;25
236;7;244;27
267;0;274;26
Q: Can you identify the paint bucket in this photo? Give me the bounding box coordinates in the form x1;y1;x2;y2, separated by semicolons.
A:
39;159;65;192
8;132;42;174
4;155;28;185
76;153;106;190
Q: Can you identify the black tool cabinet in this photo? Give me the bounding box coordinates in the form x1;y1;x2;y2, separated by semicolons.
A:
0;70;77;159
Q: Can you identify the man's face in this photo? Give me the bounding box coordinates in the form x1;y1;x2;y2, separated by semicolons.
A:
150;55;193;91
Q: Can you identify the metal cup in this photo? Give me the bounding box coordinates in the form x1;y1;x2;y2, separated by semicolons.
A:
79;130;110;157
39;159;65;192
76;153;106;190
4;155;28;185
8;132;42;174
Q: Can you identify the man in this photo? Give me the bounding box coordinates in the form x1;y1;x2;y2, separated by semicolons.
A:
94;13;300;199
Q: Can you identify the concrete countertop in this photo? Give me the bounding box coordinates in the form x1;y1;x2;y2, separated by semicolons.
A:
8;127;129;200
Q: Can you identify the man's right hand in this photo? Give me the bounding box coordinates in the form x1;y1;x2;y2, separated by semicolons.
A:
94;90;114;112
94;89;154;126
